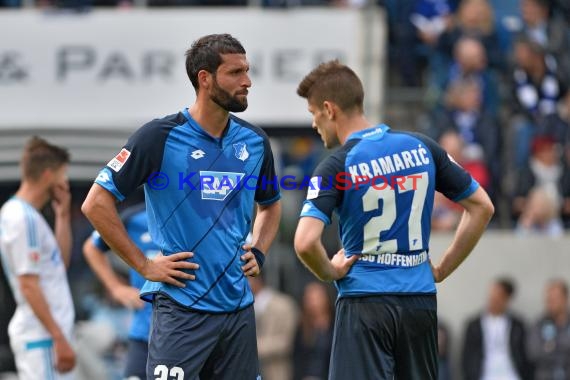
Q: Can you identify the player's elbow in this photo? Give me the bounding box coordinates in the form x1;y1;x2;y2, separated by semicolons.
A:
482;198;495;221
463;188;495;223
81;185;109;221
18;275;39;297
81;189;97;220
477;190;495;222
294;232;316;261
82;239;96;260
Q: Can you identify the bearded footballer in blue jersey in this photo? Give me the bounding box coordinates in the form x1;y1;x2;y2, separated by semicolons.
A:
294;61;494;380
83;203;159;379
82;34;281;380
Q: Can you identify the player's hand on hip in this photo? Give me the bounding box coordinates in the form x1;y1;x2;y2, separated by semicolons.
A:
141;251;199;287
53;335;75;373
241;244;260;277
430;259;444;283
112;284;144;309
330;248;359;281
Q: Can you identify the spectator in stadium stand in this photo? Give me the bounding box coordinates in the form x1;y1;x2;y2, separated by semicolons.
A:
512;136;565;236
518;0;570;80
293;282;334;380
432;131;490;231
434;0;504;84
433;75;499;196
550;0;570;24
528;279;570;380
410;0;456;48
434;36;499;117
508;35;569;169
249;274;298;380
409;0;457;88
462;278;532;380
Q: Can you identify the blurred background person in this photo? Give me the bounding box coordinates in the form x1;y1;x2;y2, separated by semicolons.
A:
82;202;159;380
293;282;334;380
436;0;504;74
528;279;570;380
462;278;532;380
508;36;569;169
250;274;299;380
0;137;76;380
512;136;565;236
518;0;570;78
432;131;491;231
433;74;499;199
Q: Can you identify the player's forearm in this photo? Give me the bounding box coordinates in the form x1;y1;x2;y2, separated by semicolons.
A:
83;240;124;293
295;241;337;282
82;186;147;273
251;201;281;253
54;212;72;268
19;276;65;340
437;190;494;281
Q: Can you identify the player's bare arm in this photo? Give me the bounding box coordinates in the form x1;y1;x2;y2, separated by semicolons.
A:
83;239;144;309
294;217;359;282
18;274;76;373
82;183;199;287
51;179;72;268
431;186;494;283
241;200;281;277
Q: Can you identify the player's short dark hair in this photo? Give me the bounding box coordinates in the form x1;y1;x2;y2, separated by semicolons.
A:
185;34;246;91
496;277;515;298
21;136;70;181
297;60;364;114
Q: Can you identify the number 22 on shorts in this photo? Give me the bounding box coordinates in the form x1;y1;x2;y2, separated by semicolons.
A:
154;365;184;380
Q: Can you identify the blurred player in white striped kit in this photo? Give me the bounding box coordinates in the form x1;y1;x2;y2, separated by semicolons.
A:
0;137;76;380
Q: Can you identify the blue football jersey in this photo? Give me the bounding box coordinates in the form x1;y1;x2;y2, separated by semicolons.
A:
91;204;159;342
300;125;478;297
94;109;281;312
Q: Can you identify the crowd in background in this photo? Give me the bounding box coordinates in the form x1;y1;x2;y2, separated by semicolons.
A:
387;0;570;236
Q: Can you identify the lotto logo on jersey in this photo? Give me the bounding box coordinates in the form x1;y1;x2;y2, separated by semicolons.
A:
200;171;244;201
107;148;131;172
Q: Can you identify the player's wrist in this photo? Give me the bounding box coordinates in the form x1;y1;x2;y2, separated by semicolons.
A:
51;329;65;341
250;247;265;270
137;257;153;277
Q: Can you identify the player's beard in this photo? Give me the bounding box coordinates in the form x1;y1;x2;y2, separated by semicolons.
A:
210;78;248;113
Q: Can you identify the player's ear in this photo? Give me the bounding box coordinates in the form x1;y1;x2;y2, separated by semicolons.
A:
38;167;54;184
323;101;335;120
197;70;212;91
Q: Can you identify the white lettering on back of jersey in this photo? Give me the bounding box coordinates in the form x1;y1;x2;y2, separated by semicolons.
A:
350;147;430;178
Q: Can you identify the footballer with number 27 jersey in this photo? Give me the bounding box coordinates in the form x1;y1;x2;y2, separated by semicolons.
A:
300;124;479;296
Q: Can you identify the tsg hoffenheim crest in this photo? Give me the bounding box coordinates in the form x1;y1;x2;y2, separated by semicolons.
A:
233;142;249;161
